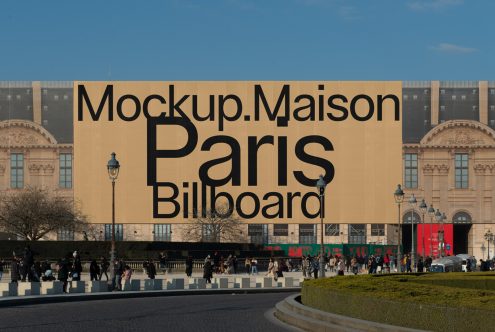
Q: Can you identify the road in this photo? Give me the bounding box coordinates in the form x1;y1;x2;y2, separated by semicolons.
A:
0;292;297;332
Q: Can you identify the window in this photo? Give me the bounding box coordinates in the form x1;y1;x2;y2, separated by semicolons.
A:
43;105;48;111
472;89;477;94
273;224;288;236
455;154;468;188
153;224;171;241
472;105;478;111
16;95;21;100
325;224;340;236
452;95;456;100
452;212;472;224
440;105;445;111
348;224;366;244
491;89;495;95
413;95;418;100
403;95;408;100
10;153;23;188
248;224;268;244
57;228;74;241
440;89;445;94
59;153;72;188
201;224;219;242
404;153;418;189
461;95;466;100
423;89;429;95
490;105;495;111
54;95;59;101
299;224;316;244
423;105;429;111
63;95;69;100
371;224;385;236
104;224;123;241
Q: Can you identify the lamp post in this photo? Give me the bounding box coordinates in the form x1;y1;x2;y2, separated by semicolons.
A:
394;184;405;272
434;209;442;258
107;152;120;280
485;230;493;260
316;175;327;278
409;194;417;271
419;199;427;258
427;204;435;256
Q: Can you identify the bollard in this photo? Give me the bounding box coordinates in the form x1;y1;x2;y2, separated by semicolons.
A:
284;277;294;287
87;281;108;293
218;278;229;289
68;281;85;293
41;281;63;295
0;283;18;297
240;277;251;289
18;282;41;296
122;280;132;291
262;277;273;288
131;279;141;291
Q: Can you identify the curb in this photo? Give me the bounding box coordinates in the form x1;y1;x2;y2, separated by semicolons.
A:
274;294;426;332
0;287;301;307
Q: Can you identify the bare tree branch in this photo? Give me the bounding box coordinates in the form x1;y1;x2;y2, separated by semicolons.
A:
181;203;245;243
0;187;88;241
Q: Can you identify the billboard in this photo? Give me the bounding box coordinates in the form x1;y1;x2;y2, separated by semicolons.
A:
74;82;402;224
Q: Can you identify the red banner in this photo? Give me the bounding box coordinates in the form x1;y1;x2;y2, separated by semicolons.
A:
417;224;453;257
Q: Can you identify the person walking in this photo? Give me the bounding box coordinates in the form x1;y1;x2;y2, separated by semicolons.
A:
121;265;132;290
99;257;109;281
57;258;69;293
146;259;156;279
0;258;4;281
302;255;308;278
250;258;258;275
203;256;213;284
10;256;20;283
244;257;251;275
113;258;124;291
266;258;275;278
22;246;35;282
185;256;193;277
71;251;82;281
89;259;100;281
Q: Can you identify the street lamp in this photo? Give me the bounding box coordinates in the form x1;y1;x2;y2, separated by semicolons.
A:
394;184;405;272
409;194;417;271
485;230;494;260
434;209;442;258
107;152;120;283
441;212;447;256
419;199;427;259
316;175;327;278
427;204;435;256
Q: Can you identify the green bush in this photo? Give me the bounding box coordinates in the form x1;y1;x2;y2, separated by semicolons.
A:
302;273;495;331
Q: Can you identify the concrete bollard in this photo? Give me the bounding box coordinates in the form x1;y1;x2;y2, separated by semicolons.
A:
68;281;85;293
131;279;141;291
0;283;18;297
218;278;229;289
18;282;41;296
122;280;132;291
284;277;294;287
240;277;251;289
144;279;163;290
193;278;206;289
87;281;109;293
171;278;184;290
263;277;273;288
41;281;63;295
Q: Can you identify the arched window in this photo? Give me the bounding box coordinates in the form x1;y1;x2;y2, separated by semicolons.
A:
403;211;422;224
452;212;472;224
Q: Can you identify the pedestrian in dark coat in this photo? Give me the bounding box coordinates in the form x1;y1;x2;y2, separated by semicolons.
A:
146;259;156;279
57;259;69;293
203;257;213;283
185;256;193;277
71;251;82;281
99;257;109;281
22;246;35;281
10;257;20;283
89;259;100;281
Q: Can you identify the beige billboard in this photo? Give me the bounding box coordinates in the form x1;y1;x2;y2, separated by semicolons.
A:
74;81;402;224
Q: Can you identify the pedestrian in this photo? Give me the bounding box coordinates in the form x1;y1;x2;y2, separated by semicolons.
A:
417;256;424;273
312;256;320;279
22;246;35;282
0;258;4;281
159;252;168;274
337;257;345;276
276;259;284;280
99;257;109;281
250;258;258;275
147;259;156;279
233;256;238;274
71;251;82;281
351;256;358;275
185;256;193;277
57;258;69;293
203;256;213;283
90;259;100;281
121;265;132;289
302;255;308;278
266;258;275;278
245;257;251;275
10;256;20;283
113;258;124;290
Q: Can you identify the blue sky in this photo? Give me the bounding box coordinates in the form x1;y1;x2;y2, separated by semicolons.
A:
0;0;492;80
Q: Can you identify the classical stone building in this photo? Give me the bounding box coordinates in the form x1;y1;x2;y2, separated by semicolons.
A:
0;80;494;260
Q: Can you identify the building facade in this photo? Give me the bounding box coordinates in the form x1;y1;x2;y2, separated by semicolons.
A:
0;81;494;260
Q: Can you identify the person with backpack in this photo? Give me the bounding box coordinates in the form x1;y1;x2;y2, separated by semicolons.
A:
203;256;213;284
146;259;156;279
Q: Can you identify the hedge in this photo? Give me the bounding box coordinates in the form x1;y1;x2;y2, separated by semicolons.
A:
302;273;495;331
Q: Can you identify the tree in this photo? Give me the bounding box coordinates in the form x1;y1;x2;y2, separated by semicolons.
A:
181;204;245;243
0;187;88;241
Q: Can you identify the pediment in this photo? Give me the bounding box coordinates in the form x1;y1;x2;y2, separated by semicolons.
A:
420;120;495;148
0;120;57;146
